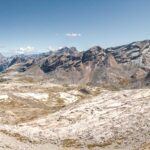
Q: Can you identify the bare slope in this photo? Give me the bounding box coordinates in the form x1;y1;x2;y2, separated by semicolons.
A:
0;88;150;150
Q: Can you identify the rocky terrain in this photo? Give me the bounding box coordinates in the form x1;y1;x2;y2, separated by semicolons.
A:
0;40;150;150
0;79;150;150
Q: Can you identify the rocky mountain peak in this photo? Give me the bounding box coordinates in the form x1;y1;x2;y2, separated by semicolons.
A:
55;47;78;56
82;46;104;63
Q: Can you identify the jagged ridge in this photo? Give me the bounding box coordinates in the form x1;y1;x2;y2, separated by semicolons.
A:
1;40;150;87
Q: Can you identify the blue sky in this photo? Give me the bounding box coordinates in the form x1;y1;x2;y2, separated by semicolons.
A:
0;0;150;56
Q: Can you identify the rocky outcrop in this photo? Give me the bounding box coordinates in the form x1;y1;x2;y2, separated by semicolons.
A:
40;54;81;73
82;46;105;63
105;40;150;66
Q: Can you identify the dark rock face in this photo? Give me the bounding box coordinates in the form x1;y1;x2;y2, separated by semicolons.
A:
8;56;27;67
106;40;150;66
82;46;105;63
41;53;81;73
1;41;150;87
0;53;8;72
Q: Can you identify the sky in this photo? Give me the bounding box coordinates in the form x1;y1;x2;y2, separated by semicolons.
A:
0;0;150;56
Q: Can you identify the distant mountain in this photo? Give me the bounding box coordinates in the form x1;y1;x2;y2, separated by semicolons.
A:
0;53;7;62
1;40;150;88
55;47;79;56
0;53;8;72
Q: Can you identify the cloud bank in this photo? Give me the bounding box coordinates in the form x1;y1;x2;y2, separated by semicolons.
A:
16;46;35;54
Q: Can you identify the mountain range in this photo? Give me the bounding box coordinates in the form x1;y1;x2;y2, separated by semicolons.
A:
0;40;150;150
1;40;150;88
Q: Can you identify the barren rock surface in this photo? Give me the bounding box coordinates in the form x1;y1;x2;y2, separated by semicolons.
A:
0;82;150;150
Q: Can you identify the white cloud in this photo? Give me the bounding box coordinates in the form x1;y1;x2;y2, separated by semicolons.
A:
65;33;81;37
16;46;35;54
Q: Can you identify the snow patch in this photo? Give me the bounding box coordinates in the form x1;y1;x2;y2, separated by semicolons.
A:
59;92;78;104
0;95;9;100
13;93;49;101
